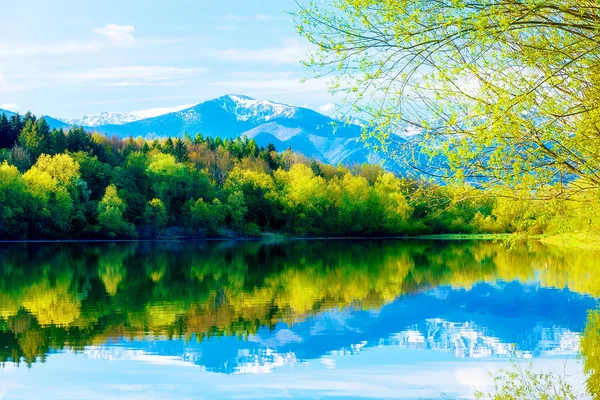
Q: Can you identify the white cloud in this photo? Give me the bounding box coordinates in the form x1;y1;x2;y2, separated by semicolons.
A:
256;14;274;21
211;74;329;96
0;103;19;112
224;14;275;22
318;103;336;113
56;66;205;85
0;42;104;58
106;82;179;87
94;24;137;47
213;39;313;64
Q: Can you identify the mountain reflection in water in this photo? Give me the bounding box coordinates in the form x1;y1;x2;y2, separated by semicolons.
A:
0;239;598;398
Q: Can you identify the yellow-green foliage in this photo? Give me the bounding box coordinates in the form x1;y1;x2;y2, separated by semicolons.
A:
582;311;600;398
295;0;600;192
0;240;599;366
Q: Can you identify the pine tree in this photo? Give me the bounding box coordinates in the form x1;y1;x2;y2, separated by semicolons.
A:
193;133;204;144
0;113;12;149
66;126;92;153
172;139;188;162
18;118;49;159
51;128;67;154
23;111;36;126
163;137;174;154
9;113;23;147
35;117;51;153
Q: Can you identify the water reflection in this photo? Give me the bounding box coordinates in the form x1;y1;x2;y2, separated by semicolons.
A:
0;239;598;380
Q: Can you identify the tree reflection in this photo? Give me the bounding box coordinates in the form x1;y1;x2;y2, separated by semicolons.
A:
583;310;600;399
0;239;598;372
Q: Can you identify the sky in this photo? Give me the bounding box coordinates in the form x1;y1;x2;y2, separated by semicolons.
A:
0;0;338;119
0;346;586;399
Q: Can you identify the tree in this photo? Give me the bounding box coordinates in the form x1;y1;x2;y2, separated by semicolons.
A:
8;146;32;172
582;310;600;399
186;197;225;235
71;152;112;201
172;138;188;163
226;191;247;235
8;113;23;148
143;198;168;237
146;152;194;221
97;184;135;238
373;172;412;233
66;126;94;153
22;154;88;235
50;128;67;155
295;0;600;195
225;167;280;229
18;118;49;159
0;161;29;237
0;113;15;149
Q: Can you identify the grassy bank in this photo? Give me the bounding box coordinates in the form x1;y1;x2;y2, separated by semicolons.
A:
539;233;600;250
410;233;518;241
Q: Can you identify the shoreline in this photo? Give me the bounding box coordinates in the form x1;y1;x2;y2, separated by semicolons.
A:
0;233;519;243
2;233;597;250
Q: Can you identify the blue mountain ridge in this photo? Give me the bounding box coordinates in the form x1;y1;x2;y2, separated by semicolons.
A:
2;95;407;166
89;95;386;165
0;108;71;130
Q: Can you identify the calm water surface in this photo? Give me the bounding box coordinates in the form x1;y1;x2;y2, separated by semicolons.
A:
0;239;598;399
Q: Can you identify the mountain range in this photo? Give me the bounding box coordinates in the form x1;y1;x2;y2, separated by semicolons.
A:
0;95;397;166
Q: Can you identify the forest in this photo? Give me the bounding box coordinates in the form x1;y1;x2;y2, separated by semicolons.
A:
1;111;598;240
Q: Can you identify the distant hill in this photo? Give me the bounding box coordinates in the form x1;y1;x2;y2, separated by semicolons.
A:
1;95;411;167
86;95;387;165
0;108;71;130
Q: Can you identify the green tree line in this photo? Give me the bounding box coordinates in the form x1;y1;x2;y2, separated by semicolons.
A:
2;112;597;239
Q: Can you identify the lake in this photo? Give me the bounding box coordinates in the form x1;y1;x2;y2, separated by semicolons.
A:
0;239;598;399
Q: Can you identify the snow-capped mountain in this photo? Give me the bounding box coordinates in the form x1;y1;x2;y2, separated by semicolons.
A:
89;94;389;165
60;104;195;127
1;95;403;167
62;112;144;127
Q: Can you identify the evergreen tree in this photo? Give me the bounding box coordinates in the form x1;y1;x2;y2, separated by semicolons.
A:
0;113;12;149
9;113;23;146
18;118;49;159
163;137;174;154
193;133;204;144
172;139;188;163
50;128;67;155
66;126;93;153
23;111;36;126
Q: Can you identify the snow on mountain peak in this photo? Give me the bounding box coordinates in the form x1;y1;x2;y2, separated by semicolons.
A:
221;94;297;122
62;104;195;127
62;112;141;127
